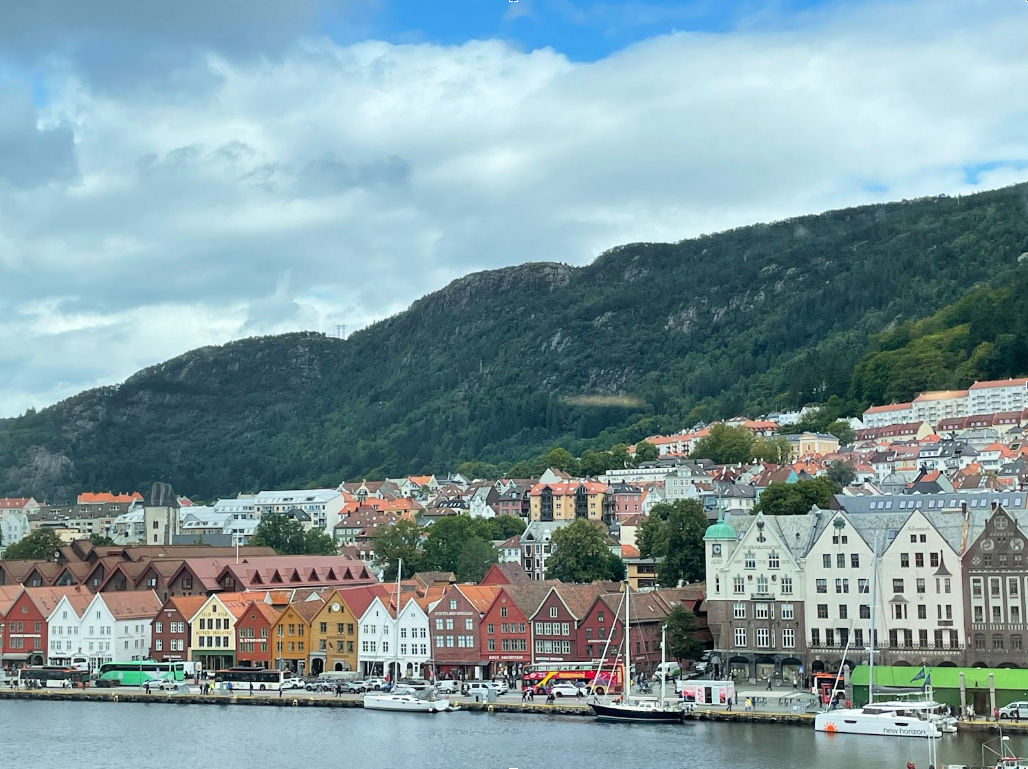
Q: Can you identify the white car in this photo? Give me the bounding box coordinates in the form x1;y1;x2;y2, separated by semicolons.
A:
999;701;1028;718
282;677;306;690
549;683;585;698
143;679;178;691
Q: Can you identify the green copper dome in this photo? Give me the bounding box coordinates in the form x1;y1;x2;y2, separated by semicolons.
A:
704;510;737;540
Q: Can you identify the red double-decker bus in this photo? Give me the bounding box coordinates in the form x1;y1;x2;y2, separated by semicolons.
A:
521;662;624;695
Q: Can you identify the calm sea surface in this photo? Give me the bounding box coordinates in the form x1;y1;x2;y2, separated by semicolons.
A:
2;700;1020;769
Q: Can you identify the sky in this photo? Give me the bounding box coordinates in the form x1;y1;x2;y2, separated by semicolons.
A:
0;0;1027;417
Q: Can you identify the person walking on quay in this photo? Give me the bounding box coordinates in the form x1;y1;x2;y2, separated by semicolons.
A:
726;696;733;712
744;697;752;712
249;682;254;697
792;676;798;690
765;676;772;691
144;681;151;694
521;688;528;704
994;707;999;722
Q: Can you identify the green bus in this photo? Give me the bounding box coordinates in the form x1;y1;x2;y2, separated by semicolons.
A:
95;661;187;687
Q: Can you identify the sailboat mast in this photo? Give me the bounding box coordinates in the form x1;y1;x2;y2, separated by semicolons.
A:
868;548;877;705
624;580;631;698
660;622;667;703
394;558;402;683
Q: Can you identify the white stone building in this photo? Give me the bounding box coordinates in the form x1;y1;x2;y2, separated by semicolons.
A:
969;378;1028;416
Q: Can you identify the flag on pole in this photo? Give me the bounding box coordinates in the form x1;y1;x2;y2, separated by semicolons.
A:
912;666;926;682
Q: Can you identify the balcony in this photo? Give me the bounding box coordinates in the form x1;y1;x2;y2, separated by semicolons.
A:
751;593;774;602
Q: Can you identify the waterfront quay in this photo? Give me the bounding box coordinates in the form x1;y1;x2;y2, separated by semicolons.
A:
5;686;1028;737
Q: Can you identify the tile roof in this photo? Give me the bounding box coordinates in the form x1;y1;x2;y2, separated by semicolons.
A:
100;590;162;619
455;584;501;613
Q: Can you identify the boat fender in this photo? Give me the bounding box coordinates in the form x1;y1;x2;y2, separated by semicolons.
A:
488;705;494;713
292;699;299;707
112;695;118;702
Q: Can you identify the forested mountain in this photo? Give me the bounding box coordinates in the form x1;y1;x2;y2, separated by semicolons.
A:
3;183;1028;501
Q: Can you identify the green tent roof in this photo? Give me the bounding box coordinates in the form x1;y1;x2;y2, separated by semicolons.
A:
704;520;737;540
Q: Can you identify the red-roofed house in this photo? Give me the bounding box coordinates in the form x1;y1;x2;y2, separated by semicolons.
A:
235;600;282;670
153;595;207;664
428;584;499;679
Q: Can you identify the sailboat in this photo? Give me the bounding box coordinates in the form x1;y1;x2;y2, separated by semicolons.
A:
590;581;687;722
814;550;943;738
363;559;451;714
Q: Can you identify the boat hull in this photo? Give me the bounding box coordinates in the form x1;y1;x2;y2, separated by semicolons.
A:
363;694;450;713
814;709;941;738
590;702;684;722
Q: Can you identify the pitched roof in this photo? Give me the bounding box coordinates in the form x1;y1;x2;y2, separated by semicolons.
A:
455;584;501;613
100;590;162;620
23;585;93;616
163;595;208;619
0;585;23;614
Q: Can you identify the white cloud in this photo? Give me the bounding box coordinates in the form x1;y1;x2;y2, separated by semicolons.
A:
1;0;1027;415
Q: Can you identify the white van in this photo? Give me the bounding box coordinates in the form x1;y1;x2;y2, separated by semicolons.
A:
652;662;681;681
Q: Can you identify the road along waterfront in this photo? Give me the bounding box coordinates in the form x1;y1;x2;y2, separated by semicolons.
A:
2;698;1025;769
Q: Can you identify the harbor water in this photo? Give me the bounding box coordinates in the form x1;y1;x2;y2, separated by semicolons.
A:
4;700;1021;768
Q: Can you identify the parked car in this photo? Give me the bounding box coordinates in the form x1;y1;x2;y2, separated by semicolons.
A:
364;678;388;691
549;683;585;698
462;682;498;697
489;680;510;695
399;678;429;691
144;679;178;691
999;701;1028;718
340;680;368;694
435;680;460;694
282;677;306;690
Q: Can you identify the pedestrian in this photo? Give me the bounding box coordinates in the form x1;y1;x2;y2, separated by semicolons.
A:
726;696;733;712
144;681;150;694
765;676;772;691
994;707;999;722
792;676;798;690
279;685;283;698
521;688;528;704
249;682;254;697
745;697;752;712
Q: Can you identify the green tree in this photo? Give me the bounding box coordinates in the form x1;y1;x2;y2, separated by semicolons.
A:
3;528;65;561
454;461;503;480
754;477;841;516
825;460;856;488
483;516;526;540
250;513;311;554
89;533;116;546
751;435;792;464
665;605;705;663
373;519;425;581
690;425;755;464
545;519;622;583
455;538;498;582
657;500;708;587
633;440;659;463
543;447;579;475
636;504;672;559
303;529;340;555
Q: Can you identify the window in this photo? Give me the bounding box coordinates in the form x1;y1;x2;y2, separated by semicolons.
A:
825;629;834;647
810;629;820;646
549;607;558;618
851;554;860;568
919;629;928;648
449;600;457;610
915;553;924;568
465;618;473;631
768;551;779;569
916;579;925;594
781;603;794;620
816;579;827;594
836;553;845;569
993;634;1005;651
1013;635;1023;651
781;577;793;595
917;605;926;620
1010;578;1020;597
930;552;939;568
155;622;162;634
782;628;795;648
838;605;848;620
991;579;1002;598
900;553;909;568
974;606;984;623
903;629;913;648
733;577;745;594
892;579;904;593
734;627;746;647
817;604;828;619
744;552;756;569
755;604;769;620
822;554;831;568
1012;607;1022;624
857;604;869;619
972;579;983;598
858;578;868;594
993;606;1003;623
756;576;769;594
733;603;746;619
756;628;770;648
893;604;906;620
